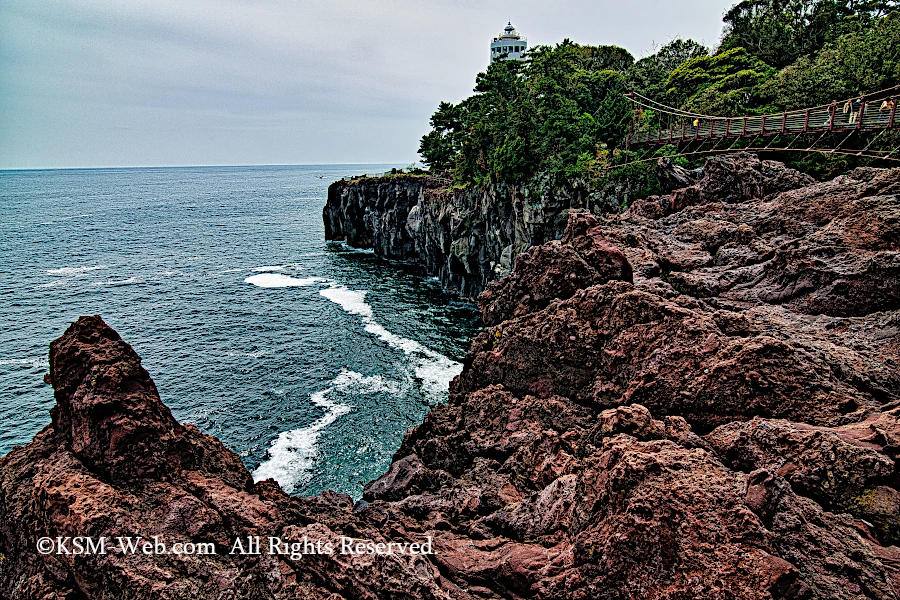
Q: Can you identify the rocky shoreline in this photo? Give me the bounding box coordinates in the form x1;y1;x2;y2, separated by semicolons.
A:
3;153;900;598
323;172;633;298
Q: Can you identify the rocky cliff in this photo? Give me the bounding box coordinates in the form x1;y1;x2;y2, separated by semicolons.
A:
4;153;900;599
323;174;630;298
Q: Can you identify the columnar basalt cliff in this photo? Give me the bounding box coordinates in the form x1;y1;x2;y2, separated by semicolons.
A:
321;158;812;299
324;174;629;298
4;154;900;599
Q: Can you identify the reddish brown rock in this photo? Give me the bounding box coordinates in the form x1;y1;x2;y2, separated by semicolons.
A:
706;416;898;521
3;155;900;599
631;153;815;219
478;212;632;327
0;316;456;600
459;278;893;430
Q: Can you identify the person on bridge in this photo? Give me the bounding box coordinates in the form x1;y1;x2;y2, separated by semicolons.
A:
879;99;895;123
843;99;853;123
850;97;863;124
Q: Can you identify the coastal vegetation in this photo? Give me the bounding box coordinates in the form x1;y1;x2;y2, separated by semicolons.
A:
418;42;632;184
419;0;900;188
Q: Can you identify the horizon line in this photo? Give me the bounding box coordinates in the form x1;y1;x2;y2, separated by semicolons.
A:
0;161;415;173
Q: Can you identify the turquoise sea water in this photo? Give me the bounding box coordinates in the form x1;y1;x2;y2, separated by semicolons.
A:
0;165;480;498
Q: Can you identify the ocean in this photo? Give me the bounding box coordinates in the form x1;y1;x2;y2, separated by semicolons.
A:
0;165;480;499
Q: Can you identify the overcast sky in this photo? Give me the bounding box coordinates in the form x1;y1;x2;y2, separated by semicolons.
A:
0;0;737;169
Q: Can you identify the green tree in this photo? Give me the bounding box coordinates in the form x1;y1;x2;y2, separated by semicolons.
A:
721;0;898;68
418;101;464;171
418;40;634;184
629;39;709;103
666;47;776;113
758;10;900;108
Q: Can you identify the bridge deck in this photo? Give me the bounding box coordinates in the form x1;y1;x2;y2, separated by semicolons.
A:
627;96;897;148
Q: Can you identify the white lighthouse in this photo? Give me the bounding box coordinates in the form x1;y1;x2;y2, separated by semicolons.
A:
490;22;527;64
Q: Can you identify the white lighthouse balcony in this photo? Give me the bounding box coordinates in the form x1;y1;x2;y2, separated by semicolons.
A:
489;22;528;63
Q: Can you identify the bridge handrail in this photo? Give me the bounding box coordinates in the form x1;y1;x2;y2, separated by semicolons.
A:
626;85;899;148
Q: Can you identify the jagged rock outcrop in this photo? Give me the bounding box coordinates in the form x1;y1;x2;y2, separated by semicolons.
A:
321;155;823;299
0;317;451;600
4;154;900;599
477;212;633;327
323;173;631;297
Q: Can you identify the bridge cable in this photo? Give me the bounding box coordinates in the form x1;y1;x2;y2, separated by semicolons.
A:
628;91;718;119
829;131;857;154
626;84;900;150
857;129;888;155
631;84;899;120
805;130;831;152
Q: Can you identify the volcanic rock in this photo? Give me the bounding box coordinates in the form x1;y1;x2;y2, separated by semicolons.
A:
4;154;900;599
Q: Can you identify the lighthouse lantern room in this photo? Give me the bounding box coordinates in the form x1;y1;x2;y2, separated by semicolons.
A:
490;22;527;64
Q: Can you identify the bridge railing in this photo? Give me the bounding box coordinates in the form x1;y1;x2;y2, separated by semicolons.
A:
627;94;897;148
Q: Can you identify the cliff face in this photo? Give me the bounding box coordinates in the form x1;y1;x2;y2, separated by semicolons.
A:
4;154;900;599
323;174;628;297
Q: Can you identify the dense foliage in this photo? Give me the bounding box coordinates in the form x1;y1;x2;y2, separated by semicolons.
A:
419;1;900;186
757;11;900;109
720;0;898;69
419;41;632;184
668;47;776;115
628;39;709;104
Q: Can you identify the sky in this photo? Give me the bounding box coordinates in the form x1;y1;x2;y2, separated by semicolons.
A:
0;0;737;169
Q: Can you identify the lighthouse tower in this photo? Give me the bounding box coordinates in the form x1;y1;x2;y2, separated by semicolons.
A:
490;22;527;64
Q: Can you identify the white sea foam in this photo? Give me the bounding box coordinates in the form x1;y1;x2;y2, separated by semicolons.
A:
332;369;403;395
38;214;91;226
253;389;346;493
248;276;461;494
225;350;266;359
244;273;326;288
47;265;105;276
250;278;462;493
415;355;463;400
182;408;212;423
319;285;372;317
253;368;404;493
251;265;285;272
93;277;141;286
249;278;459;401
320;283;462;402
0;357;47;369
335;248;375;255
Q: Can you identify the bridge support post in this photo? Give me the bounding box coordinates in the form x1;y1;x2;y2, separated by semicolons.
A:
628;93;634;143
890;96;897;129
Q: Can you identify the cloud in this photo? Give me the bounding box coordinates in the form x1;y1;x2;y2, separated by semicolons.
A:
0;0;735;168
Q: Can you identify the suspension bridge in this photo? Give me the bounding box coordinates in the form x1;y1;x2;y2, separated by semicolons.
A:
622;85;900;165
